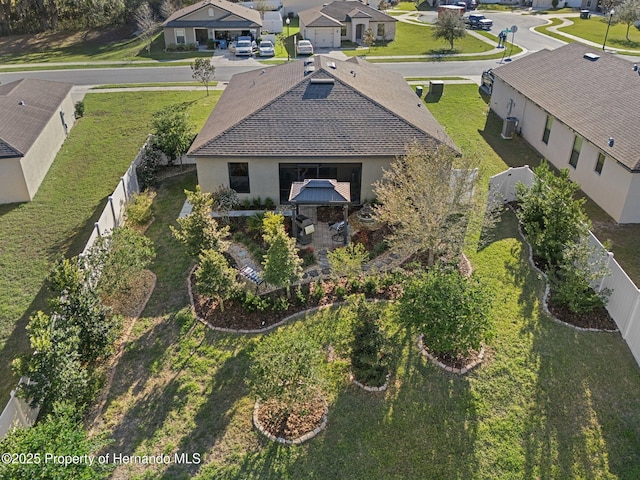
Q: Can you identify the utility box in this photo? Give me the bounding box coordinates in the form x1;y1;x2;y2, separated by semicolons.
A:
416;85;423;97
501;117;519;139
295;214;314;245
429;81;444;96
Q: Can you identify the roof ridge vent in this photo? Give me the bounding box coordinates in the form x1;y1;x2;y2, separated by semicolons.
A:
310;78;334;84
327;61;336;69
304;58;315;66
583;52;600;61
304;65;316;75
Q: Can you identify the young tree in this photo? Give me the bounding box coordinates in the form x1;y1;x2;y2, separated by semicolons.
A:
191;58;216;96
88;226;156;299
397;268;494;358
262;226;302;297
432;10;466;50
249;326;324;416
195;249;239;312
615;0;640;41
349;295;388;387
327;242;369;280
134;2;157;56
49;257;121;366
171;186;231;258
261;211;285;243
13;312;89;409
150;103;194;164
516;161;590;269
373;141;480;266
363;28;375;51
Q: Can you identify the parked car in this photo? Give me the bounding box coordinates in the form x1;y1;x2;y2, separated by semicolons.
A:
466;0;477;10
464;14;493;30
296;39;314;56
235;39;254;56
258;40;275;57
455;1;467;11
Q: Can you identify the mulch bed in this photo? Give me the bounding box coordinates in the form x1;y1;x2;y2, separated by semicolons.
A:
256;398;326;441
547;293;618;331
192;274;398;331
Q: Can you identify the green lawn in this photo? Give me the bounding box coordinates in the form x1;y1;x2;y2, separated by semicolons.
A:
342;21;495;56
88;85;640;479
0;91;219;406
532;18;573;43
560;16;640;50
392;1;417;11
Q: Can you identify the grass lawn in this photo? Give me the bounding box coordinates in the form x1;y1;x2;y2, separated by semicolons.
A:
560;17;640;51
532;18;572;43
88;85;640;479
0;91;219;406
92;82;216;89
342;21;495;56
392;1;417;11
0;28;213;64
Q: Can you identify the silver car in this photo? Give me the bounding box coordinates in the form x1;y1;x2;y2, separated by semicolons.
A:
235;40;253;56
258;40;275;57
296;40;314;56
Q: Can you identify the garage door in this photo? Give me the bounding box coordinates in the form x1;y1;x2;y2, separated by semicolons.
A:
313;28;334;48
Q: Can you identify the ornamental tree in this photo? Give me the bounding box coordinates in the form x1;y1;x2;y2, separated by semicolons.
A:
191;58;216;96
195;249;239;312
171;186;231;258
432;10;466;50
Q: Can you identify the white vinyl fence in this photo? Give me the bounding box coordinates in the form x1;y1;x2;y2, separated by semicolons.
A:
0;142;146;441
489;166;640;367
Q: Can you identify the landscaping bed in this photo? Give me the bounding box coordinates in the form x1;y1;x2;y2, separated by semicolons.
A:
254;397;326;442
547;293;617;331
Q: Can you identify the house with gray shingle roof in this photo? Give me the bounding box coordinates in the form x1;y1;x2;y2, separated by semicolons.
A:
162;0;262;48
490;43;640;223
0;78;74;204
188;55;457;204
298;1;396;48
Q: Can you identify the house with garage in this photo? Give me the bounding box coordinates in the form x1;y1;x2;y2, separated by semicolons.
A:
490;43;640;223
0;78;74;204
188;55;457;204
298;1;397;48
162;0;262;48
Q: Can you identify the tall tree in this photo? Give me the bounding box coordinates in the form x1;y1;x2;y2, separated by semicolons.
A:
191;58;216;96
432;10;466;50
373;142;480;266
262;225;302;297
134;2;157;55
150;103;194;164
615;0;640;41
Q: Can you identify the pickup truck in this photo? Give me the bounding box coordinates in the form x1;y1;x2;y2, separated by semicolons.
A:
464;14;493;30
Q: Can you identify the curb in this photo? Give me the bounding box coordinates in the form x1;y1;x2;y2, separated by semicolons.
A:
252;400;328;445
417;334;484;375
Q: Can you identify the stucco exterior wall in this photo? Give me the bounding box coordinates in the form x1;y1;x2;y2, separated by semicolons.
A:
302;26;342;47
195;155;394;203
371;21;396;41
0;157;30;203
490;76;639;223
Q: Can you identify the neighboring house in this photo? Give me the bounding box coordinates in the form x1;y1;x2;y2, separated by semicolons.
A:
284;0;381;15
530;0;597;10
0;79;74;204
162;0;262;48
490;43;640;223
188;55;457;204
298;1;397;48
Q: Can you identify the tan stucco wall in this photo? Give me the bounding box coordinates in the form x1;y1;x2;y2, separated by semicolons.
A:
195;155;394;203
0;92;74;204
371;21;395;41
490;77;639;223
0;157;30;203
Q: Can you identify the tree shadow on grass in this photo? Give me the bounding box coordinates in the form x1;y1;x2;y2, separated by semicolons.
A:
521;318;640;478
478;110;543;170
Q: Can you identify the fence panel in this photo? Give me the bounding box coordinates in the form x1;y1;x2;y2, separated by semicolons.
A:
488;166;534;204
0;379;41;439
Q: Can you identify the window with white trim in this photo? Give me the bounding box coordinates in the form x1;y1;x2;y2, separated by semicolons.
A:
175;29;186;44
595;152;605;175
569;135;582;168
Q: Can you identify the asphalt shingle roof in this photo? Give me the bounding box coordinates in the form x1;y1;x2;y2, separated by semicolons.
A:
189;55;457;158
492;43;640;171
163;0;261;28
0;78;72;159
306;1;396;24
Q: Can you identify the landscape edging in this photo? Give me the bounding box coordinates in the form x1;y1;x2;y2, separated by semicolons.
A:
417;334;484;375
252;400;328;445
349;372;390;392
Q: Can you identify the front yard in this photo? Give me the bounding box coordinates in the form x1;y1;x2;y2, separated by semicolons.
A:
87;85;640;478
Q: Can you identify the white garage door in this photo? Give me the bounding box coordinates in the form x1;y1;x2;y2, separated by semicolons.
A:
313;28;335;48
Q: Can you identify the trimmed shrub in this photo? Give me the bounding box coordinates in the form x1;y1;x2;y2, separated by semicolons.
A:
126;190;156;227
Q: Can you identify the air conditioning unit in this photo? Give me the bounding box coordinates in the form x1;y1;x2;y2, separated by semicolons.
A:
501;116;519;139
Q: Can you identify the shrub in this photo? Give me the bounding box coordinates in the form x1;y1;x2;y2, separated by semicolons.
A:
211;185;239;219
311;279;325;303
363;276;379;295
74;100;85;119
298;246;316;268
272;296;290;312
195;249;240;312
135;144;162;191
150;103;194;164
328;243;369;280
398;267;493;358
335;285;347;300
294;285;307;306
242;291;271;312
264;197;275;209
349;295;388;387
126;190;156;227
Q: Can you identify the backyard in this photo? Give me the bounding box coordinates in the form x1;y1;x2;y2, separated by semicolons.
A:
0;90;220;405
86;85;640;478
